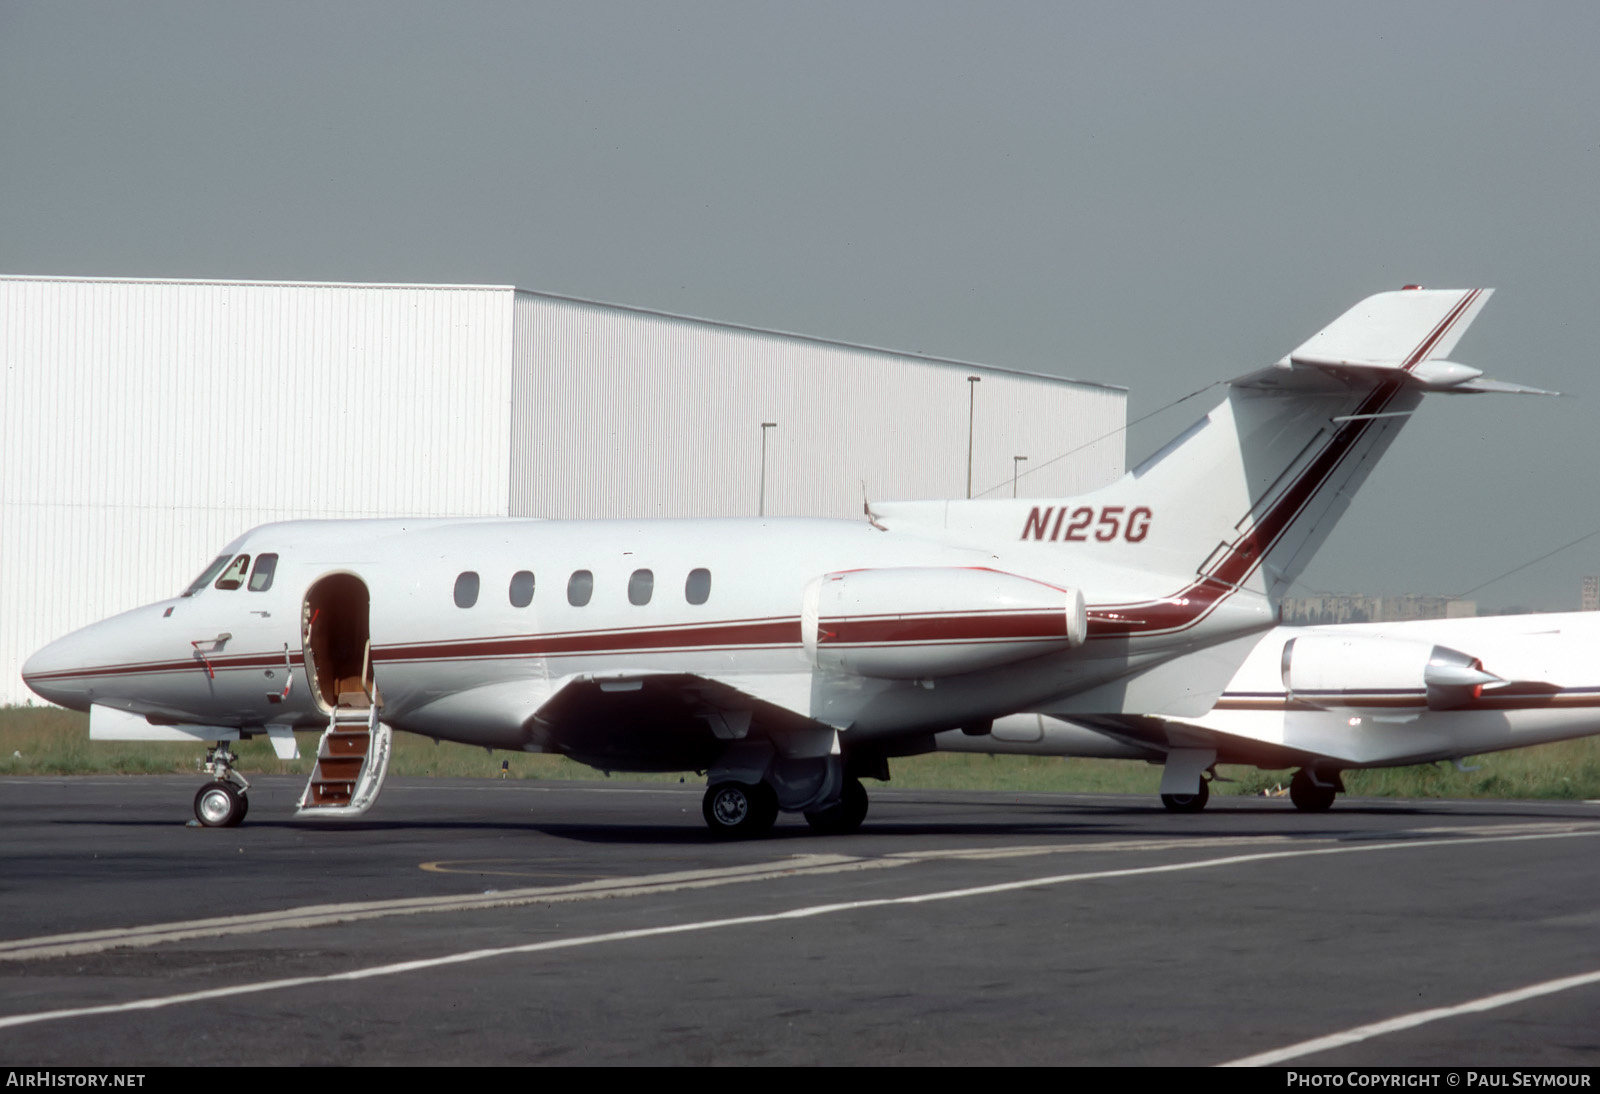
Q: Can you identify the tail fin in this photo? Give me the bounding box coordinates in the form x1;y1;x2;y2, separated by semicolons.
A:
876;287;1540;612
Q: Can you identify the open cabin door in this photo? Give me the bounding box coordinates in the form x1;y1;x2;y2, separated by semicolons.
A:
298;573;391;817
302;573;377;713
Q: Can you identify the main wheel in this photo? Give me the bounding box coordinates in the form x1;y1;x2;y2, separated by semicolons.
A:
804;777;870;835
1289;769;1337;812
1161;778;1210;813
194;781;244;828
702;781;778;838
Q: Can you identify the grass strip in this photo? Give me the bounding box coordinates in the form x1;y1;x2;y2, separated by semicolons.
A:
4;705;1598;799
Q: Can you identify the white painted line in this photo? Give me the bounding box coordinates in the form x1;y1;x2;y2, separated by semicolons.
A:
0;834;1317;961
1219;968;1600;1066
0;854;897;962
1;828;1596;1033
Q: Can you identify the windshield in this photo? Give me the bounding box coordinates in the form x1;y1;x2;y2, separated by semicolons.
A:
182;555;235;597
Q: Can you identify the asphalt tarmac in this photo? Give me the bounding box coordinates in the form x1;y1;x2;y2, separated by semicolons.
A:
2;775;1598;1066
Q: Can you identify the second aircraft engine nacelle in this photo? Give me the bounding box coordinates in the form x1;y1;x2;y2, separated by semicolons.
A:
1281;635;1502;712
801;567;1088;680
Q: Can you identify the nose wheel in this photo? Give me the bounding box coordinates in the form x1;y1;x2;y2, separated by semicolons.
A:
194;781;247;827
193;743;250;827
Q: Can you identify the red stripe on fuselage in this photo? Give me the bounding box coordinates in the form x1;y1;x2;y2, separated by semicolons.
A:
375;617;799;664
821;610;1070;647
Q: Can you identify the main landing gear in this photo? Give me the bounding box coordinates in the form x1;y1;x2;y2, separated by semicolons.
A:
700;776;871;838
803;777;869;835
1289;768;1339;812
702;780;779;838
193;743;250;828
1160;778;1210;813
1157;768;1345;813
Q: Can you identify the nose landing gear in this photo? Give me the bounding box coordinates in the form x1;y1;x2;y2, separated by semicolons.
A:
193;743;250;827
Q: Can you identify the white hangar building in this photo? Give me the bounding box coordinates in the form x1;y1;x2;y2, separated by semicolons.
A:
0;275;1127;704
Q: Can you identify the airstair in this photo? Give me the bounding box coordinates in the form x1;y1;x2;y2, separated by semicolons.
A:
296;642;392;818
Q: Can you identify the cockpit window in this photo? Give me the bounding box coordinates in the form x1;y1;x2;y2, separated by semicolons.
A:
183;555;234;597
248;554;278;592
214;554;250;591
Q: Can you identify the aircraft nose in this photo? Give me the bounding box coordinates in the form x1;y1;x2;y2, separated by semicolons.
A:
21;631;97;710
21;602;176;712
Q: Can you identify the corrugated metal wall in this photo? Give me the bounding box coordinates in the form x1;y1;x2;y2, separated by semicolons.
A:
1;277;516;704
509;292;1124;519
2;276;1125;704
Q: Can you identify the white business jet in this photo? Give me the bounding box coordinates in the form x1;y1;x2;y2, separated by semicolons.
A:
941;610;1600;813
23;288;1550;836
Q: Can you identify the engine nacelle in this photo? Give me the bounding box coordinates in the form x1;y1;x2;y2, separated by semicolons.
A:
801;567;1087;680
1281;635;1501;712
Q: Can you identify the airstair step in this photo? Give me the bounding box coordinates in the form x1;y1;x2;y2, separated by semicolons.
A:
307;781;354;806
321;733;371;756
313;756;365;781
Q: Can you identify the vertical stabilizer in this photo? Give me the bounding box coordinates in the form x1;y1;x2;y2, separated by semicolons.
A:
876;288;1521;630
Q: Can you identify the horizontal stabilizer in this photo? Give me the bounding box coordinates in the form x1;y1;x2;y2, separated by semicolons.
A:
1445;378;1561;397
1291;287;1491;366
1234;288;1550;396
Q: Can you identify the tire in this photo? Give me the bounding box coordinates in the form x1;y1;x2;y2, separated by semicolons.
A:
194;781;244;828
702;781;778;838
1289;769;1337;812
1161;778;1210;813
804;777;870;835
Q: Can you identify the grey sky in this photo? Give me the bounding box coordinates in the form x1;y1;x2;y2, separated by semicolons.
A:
4;1;1598;610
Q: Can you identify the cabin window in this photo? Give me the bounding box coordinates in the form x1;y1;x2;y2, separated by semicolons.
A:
685;568;712;605
628;569;654;606
509;570;535;608
183;554;234;597
214;554;250;591
248;554;278;592
454;571;480;608
567;570;593;607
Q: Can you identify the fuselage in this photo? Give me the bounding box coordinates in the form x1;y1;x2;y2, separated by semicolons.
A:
952;611;1600;776
22;512;1270;759
1190;612;1600;767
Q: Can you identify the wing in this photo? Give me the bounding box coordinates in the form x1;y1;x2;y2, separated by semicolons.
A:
529;671;839;772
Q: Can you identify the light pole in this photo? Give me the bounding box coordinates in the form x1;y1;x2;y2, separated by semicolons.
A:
1012;455;1027;498
759;421;777;516
966;376;981;499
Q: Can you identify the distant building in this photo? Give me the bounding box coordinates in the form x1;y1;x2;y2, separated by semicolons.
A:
1281;594;1477;626
1583;577;1598;612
